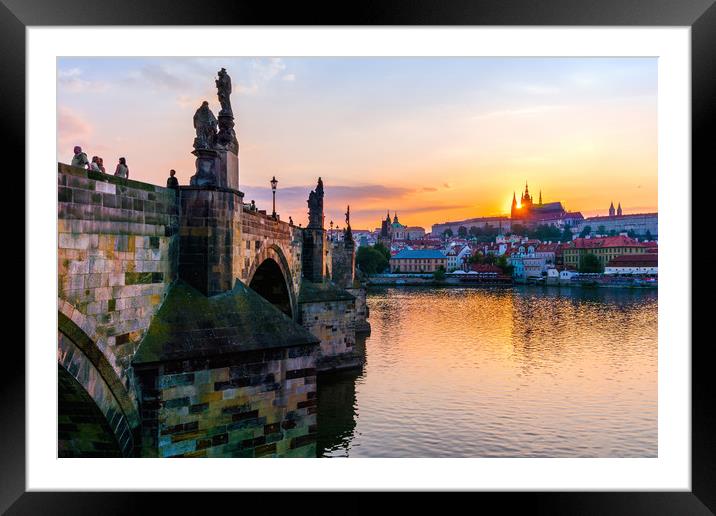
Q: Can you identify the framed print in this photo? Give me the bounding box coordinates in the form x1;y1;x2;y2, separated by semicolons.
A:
7;0;715;512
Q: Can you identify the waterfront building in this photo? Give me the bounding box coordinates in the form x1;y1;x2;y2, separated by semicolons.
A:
562;235;646;270
445;244;472;271
389;249;447;273
507;242;556;281
605;253;658;275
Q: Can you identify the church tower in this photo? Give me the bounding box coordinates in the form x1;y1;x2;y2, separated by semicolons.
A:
617;202;622;216
511;191;518;219
609;201;615;217
521;182;533;210
539;190;542;205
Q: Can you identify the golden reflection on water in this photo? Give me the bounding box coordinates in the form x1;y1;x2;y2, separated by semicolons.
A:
318;286;657;457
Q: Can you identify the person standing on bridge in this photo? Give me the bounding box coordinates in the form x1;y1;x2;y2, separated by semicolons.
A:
166;169;179;189
71;146;89;169
89;156;101;172
114;157;129;179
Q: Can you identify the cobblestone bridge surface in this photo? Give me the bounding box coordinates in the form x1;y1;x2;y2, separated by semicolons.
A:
57;163;368;457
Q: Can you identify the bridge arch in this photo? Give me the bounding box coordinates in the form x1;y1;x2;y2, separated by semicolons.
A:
58;306;139;457
246;244;297;321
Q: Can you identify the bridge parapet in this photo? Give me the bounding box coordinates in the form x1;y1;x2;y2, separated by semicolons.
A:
57;163;179;400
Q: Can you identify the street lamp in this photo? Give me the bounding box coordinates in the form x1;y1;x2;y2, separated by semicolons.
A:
270;176;278;219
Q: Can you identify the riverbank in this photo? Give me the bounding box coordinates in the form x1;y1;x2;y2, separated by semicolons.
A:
366;274;657;289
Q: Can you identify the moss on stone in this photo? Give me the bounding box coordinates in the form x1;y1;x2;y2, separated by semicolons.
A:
133;280;319;365
298;280;356;304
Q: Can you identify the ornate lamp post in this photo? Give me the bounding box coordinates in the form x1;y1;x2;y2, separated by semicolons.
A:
270;176;278;219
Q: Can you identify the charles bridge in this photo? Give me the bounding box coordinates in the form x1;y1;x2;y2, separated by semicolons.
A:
57;68;369;458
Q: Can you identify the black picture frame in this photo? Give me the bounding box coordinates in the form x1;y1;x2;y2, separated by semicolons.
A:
6;0;713;512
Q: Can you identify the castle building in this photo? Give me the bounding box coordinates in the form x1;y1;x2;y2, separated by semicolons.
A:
510;182;583;228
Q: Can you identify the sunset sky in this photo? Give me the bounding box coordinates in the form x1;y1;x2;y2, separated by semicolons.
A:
57;57;657;231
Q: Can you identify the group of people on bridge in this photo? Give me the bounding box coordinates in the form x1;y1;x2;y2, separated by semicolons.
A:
71;145;179;190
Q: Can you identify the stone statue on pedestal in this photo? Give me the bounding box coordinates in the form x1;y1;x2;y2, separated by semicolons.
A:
189;70;240;188
193;101;217;150
190;101;219;186
344;205;353;244
216;68;233;116
215;68;238;154
307;177;324;229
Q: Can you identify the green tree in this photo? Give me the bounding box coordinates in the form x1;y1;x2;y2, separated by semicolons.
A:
528;224;561;242
433;265;446;282
442;228;453;239
597;225;606;235
511;223;527;236
579;225;592;238
560;226;573;242
373;241;391;261
579;253;604;273
645;230;653;241
458;226;468;238
495;255;514;276
627;229;637;239
356;245;389;275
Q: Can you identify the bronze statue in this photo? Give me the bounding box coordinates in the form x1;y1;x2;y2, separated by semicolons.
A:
193;101;217;149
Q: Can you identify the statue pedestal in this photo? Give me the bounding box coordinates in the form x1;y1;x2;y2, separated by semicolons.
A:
215;112;239;190
189;148;220;187
215;147;239;190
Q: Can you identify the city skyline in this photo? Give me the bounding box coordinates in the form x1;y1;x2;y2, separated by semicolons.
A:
57;57;657;230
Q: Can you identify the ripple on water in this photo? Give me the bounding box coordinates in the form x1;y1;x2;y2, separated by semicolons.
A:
317;287;657;457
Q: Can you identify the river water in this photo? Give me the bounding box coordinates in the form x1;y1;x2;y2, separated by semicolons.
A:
317;286;657;458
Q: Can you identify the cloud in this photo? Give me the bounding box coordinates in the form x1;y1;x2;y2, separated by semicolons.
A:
252;58;286;81
128;65;192;91
471;104;565;120
57;105;93;149
282;73;296;82
241;184;414;207
57;67;109;93
510;83;561;95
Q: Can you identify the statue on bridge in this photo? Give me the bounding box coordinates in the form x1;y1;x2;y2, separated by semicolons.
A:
344;205;353;244
214;68;238;153
307;177;324;229
216;67;233;116
193;101;218;150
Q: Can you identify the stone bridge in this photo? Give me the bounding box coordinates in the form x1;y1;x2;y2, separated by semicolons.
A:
57;162;367;458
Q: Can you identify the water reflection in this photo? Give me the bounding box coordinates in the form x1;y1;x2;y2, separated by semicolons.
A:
317;286;657;457
316;334;366;457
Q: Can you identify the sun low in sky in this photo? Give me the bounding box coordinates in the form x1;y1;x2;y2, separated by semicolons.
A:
57;57;657;231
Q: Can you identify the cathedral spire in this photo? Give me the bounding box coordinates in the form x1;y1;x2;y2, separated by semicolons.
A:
609;201;615;217
617;202;622;216
539;189;542;205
